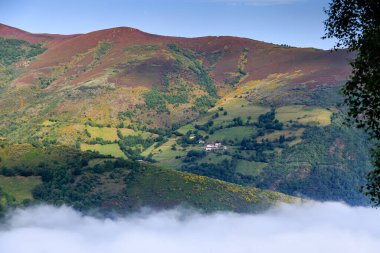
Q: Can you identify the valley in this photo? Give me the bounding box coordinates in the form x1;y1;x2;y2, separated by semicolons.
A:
0;23;371;213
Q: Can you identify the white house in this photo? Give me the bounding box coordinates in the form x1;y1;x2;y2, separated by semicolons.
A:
204;142;226;151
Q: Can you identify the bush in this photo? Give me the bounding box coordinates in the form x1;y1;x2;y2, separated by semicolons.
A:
0;37;46;66
38;76;56;88
143;86;168;113
1;167;16;177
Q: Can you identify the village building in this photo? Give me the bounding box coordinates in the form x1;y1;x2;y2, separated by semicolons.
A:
203;142;227;151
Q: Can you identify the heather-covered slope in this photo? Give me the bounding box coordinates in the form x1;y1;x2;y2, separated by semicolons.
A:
0;25;351;142
0;23;78;44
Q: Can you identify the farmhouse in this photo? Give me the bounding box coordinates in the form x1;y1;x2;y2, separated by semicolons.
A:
204;142;227;151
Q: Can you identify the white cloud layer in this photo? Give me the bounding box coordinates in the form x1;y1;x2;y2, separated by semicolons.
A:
1;202;380;253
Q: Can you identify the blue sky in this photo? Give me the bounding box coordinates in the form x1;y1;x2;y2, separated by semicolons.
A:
0;0;335;49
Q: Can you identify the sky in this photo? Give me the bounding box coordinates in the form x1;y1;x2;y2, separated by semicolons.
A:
1;202;380;253
0;0;335;49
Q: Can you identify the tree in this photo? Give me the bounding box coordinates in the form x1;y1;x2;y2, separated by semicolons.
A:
324;0;380;204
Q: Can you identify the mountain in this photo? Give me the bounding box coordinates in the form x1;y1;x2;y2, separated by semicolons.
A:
0;24;371;212
0;24;351;142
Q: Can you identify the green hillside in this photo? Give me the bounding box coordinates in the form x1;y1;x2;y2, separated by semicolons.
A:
152;104;371;205
0;26;371;211
0;37;46;66
0;144;293;213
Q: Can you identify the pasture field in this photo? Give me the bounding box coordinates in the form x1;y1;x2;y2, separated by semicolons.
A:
176;124;197;135
150;139;187;159
147;138;187;169
0;144;75;168
80;143;127;158
197;100;270;126
208;126;256;142
256;128;305;146
41;120;57;126
0;176;41;203
86;126;118;141
218;101;270;122
276;105;333;126
140;143;158;157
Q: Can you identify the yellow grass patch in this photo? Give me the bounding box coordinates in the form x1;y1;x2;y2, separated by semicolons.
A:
276;105;333;126
86;125;118;141
176;124;196;135
41;120;56;126
216;71;303;108
56;124;85;145
200;100;270;126
80;143;126;159
288;138;303;147
257;128;305;146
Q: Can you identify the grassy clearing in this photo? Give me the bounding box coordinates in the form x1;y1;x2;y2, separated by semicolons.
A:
140;143;157;157
80;143;126;159
41;120;57;127
198;100;270;127
86;126;118;141
208;126;256;142
149;138;187;169
151;138;186;159
150;138;178;154
218;101;270;122
256;128;305;146
276;105;333;126
287;138;304;146
176;124;197;135
0;144;50;168
118;128;135;136
236;160;268;177
0;176;41;203
119;128;152;138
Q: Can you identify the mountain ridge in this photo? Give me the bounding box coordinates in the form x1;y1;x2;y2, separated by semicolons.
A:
0;23;80;43
1;24;351;92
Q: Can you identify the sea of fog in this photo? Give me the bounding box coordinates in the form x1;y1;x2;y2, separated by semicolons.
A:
1;202;380;253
